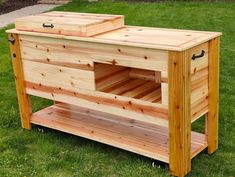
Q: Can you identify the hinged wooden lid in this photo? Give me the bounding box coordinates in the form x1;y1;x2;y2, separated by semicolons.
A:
15;11;124;37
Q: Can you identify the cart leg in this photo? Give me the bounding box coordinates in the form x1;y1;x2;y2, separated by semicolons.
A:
168;51;191;177
8;33;32;129
206;37;220;154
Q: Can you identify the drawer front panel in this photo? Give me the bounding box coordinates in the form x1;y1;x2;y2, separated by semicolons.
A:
22;60;95;92
19;35;168;72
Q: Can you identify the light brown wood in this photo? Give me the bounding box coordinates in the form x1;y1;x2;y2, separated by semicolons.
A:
19;34;168;72
25;81;169;127
168;51;191;177
207;37;220;154
129;68;156;81
95;63;162;103
31;103;208;163
8;34;32;129
161;83;168;105
15;11;124;37
6;26;221;51
22;60;96;92
6;12;222;177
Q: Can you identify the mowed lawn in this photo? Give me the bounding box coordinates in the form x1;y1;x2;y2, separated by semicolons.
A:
0;1;234;176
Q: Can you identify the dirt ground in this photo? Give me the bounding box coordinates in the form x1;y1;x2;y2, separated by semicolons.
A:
0;0;37;15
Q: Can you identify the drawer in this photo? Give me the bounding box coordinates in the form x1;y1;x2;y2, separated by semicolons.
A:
22;60;95;92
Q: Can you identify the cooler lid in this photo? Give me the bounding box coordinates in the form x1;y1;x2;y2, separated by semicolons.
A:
15;11;124;37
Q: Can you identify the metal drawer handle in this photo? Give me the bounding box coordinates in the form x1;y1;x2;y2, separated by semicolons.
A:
42;23;54;28
192;50;205;60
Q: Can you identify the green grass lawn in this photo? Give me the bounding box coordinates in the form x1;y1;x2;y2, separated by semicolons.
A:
0;0;234;176
0;0;5;4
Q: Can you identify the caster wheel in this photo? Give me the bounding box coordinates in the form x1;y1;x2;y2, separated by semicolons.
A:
152;161;156;168
152;160;163;169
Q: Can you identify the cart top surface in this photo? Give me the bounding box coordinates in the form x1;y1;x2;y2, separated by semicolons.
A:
7;12;221;51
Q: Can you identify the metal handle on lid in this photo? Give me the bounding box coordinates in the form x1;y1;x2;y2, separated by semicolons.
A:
42;23;54;28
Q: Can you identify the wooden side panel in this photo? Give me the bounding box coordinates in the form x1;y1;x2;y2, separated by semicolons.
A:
191;42;209;121
19;35;168;72
168;51;191;177
8;34;32;129
25;81;169;127
207;37;220;154
22;60;95;92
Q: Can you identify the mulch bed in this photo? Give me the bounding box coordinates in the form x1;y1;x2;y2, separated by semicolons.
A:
0;0;38;15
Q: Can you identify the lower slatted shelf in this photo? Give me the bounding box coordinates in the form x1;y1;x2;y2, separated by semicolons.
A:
31;103;208;163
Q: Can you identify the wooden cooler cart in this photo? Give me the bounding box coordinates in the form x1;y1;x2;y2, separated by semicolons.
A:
7;12;221;177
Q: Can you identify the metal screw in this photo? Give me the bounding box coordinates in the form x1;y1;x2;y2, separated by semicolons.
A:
8;37;15;45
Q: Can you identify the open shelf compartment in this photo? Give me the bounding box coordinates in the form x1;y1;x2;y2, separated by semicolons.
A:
31;103;208;163
95;63;162;103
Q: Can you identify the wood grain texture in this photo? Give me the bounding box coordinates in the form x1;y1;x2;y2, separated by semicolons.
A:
207;37;220;154
19;34;168;72
168;51;191;177
8;34;32;129
22;60;96;91
15;11;124;37
31;103;208;164
6;26;221;51
25;81;169;127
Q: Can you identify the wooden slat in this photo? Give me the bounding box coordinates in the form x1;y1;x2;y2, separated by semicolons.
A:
107;79;145;95
8;34;32;129
30;103;208;164
122;81;157;98
96;69;129;91
190;43;209;121
129;68;155;81
168;51;191;176
161;83;168;106
140;86;161;102
15;12;124;37
42;11;123;19
19;34;168;72
95;64;126;80
207;37;220;154
94;26;221;51
190;43;209;75
25;81;169;127
22;60;96;92
191;78;208;104
7;27;221;51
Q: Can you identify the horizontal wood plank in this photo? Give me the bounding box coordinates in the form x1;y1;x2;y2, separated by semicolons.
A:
31;103;208;163
25;81;169;127
19;34;168;72
15;11;124;37
22;60;96;91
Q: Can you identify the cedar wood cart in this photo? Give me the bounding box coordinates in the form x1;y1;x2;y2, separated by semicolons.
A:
6;12;221;177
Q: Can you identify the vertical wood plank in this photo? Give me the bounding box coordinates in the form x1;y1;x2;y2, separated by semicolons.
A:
8;33;32;129
207;37;220;154
168;50;191;177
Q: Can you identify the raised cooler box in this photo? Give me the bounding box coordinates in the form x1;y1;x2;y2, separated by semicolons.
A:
7;11;221;177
